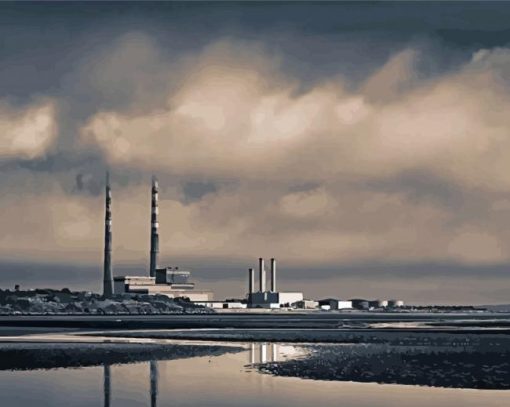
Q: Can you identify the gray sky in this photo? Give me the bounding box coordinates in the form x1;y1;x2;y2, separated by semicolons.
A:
2;2;510;304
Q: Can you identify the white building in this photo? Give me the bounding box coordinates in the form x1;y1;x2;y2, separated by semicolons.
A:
337;300;353;309
195;301;247;309
249;291;304;308
318;298;353;310
295;299;319;309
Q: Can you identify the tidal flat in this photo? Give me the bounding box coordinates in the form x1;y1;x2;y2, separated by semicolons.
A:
258;343;510;389
0;341;243;370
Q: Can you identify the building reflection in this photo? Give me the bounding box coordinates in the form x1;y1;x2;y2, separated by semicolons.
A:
102;360;159;406
248;343;281;366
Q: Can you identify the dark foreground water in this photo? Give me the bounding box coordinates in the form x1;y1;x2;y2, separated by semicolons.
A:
0;341;509;407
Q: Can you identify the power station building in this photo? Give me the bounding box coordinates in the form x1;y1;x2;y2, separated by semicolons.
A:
103;175;213;301
247;258;303;308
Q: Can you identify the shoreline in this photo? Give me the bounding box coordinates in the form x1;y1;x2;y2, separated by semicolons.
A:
2;312;510;331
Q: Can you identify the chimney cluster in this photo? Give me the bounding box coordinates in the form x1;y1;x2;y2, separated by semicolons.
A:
248;258;277;295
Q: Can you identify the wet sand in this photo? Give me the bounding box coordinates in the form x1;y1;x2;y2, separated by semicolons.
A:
82;327;510;344
0;340;242;370
0;326;77;337
2;322;510;390
1;312;510;330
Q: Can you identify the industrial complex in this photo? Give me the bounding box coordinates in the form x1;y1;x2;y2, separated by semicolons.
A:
102;175;403;312
246;258;303;308
103;175;213;302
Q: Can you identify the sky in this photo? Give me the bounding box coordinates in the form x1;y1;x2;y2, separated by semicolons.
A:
2;2;510;304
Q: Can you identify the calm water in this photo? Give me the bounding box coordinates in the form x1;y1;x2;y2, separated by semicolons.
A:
0;342;508;407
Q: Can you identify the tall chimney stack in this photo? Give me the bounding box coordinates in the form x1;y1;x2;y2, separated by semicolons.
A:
248;268;255;295
270;258;276;292
259;258;265;292
103;172;113;297
149;176;159;278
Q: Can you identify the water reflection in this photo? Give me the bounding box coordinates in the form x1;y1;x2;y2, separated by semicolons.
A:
104;365;111;407
0;342;239;370
103;361;159;406
248;343;303;366
150;361;158;407
1;344;509;407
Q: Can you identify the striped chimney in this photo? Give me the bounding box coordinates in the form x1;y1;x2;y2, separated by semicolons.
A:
149;176;159;278
103;171;113;297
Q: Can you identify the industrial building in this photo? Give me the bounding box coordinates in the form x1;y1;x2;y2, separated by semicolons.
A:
103;175;213;301
194;300;248;310
294;299;319;309
247;258;303;308
317;298;353;310
113;269;212;301
350;298;370;310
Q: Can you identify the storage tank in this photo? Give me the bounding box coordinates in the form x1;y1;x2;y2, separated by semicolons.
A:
388;299;404;308
369;299;388;309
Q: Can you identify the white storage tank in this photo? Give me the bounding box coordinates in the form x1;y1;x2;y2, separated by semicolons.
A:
388;299;404;308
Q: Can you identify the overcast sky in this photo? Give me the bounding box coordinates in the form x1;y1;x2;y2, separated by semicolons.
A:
2;2;510;304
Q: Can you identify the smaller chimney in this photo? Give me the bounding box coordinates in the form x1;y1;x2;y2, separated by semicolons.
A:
270;258;276;292
258;258;265;292
248;268;255;295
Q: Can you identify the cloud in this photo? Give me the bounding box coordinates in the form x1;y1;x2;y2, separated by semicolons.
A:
361;49;420;101
0;100;57;160
4;33;510;303
79;41;510;192
68;40;510;271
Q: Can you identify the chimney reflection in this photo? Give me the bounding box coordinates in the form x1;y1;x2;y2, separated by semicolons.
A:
260;343;267;363
249;343;280;366
271;343;278;362
102;361;159;407
250;343;256;365
103;364;111;407
150;360;158;407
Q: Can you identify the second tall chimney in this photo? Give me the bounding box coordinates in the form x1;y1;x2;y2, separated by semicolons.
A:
258;258;265;292
270;258;276;292
149;176;159;278
103;172;113;297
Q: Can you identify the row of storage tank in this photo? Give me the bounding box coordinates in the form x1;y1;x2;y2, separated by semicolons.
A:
297;298;405;310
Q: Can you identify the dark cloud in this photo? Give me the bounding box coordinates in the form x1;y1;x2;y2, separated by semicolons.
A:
362;171;466;210
181;181;218;204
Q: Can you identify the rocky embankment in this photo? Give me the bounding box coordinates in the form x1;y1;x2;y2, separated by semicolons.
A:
0;289;212;315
